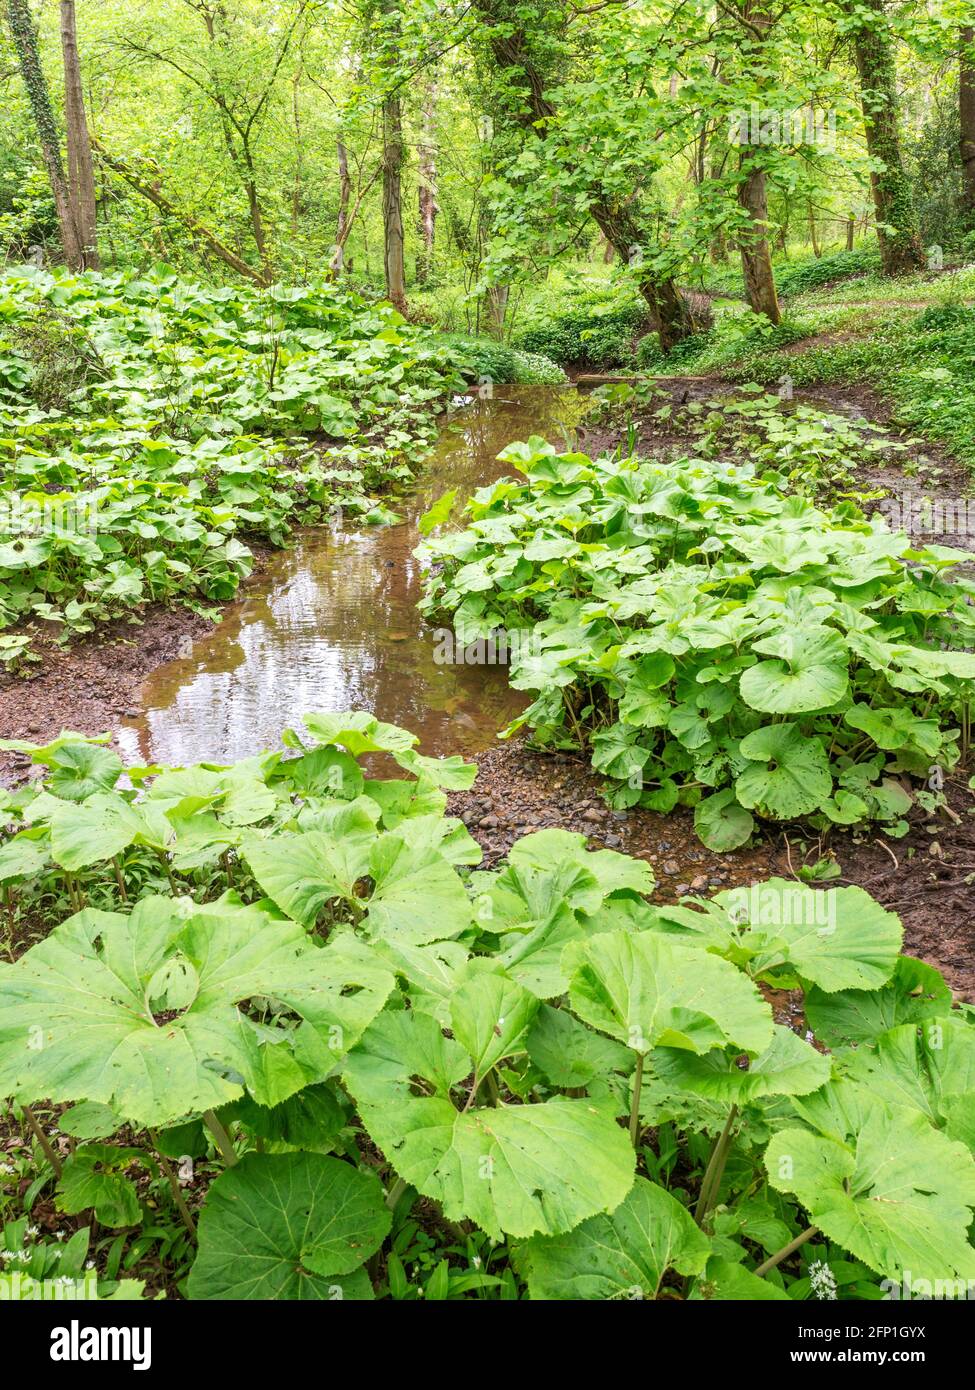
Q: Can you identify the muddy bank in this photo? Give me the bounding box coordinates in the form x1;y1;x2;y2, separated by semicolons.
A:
0;603;213;784
448;739;975;1002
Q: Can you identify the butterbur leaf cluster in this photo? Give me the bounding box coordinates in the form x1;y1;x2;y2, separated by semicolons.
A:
418;437;975;847
0;269;470;659
0;713;973;1299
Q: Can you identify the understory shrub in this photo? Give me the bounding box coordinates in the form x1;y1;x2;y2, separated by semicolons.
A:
443;334;566;385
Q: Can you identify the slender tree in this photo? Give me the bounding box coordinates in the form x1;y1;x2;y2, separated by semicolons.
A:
379;0;407;312
60;0;99;269
961;25;975;231
416;81;437;285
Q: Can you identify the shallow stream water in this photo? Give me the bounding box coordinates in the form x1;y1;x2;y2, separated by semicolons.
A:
116;387;587;767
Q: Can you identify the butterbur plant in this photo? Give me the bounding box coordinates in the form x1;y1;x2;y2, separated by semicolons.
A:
0;713;973;1299
417;438;975;849
0;269;466;658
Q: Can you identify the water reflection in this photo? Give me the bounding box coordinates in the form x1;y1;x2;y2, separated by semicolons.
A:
116;386;587;767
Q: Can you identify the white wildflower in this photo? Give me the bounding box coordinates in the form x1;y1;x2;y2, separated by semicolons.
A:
809;1259;838;1300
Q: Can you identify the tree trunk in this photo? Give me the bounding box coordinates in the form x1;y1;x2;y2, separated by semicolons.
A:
7;0;81;267
485;283;508;336
846;212;855;250
59;0;98;269
737;156;781;321
732;2;780;323
416;84;437;285
847;0;925;275
473;0;703;349
380;1;407;313
332;138;351;273
381;92;407;311
961;26;975;231
807;200;821;257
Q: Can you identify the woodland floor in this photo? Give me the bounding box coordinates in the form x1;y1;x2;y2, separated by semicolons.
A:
2;374;974;997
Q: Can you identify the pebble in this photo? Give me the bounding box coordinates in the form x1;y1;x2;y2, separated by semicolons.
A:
604;833;622;847
690;874;709;891
581;807;603;822
662;859;679;875
675;883;691;895
478;815;499;829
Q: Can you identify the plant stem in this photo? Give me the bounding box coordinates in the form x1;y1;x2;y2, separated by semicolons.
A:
150;1132;196;1238
156;849;180;896
111;856;128;902
203;1109;237;1166
754;1225;818;1278
21;1104;62;1178
628;1052;645;1148
385;1174;408;1211
694;1103;738;1227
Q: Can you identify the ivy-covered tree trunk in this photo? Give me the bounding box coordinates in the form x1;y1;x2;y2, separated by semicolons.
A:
847;0;925;275
730;2;781;323
59;0;99;270
961;26;975;231
7;0;81;267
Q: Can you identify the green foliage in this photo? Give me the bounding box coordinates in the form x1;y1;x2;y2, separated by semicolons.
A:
772;247;881;298
722;295;975;461
443;335;565;385
0;268;466;651
516;300;651;369
2;719;973;1299
419;436;975;847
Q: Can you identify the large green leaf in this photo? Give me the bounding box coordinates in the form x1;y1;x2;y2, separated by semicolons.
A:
840;1017;975;1129
715;879;902;992
48;793;145;870
244;824;473;943
739;626;848;714
735;724;832;819
526;1004;634;1087
691;1257;790;1300
302;711;416;756
343;1007;635;1240
653;1025;830;1104
449;962;539;1079
0;896;394;1125
188;1152;388;1299
694;789;754;851
566;930;773;1056
766;1095;975;1283
517;1177;710;1299
805;956;952;1047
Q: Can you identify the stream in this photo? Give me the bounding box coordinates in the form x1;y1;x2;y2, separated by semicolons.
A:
115;386;588;768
